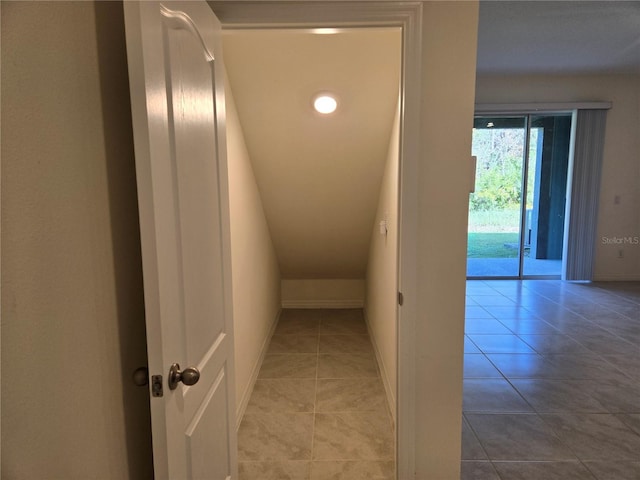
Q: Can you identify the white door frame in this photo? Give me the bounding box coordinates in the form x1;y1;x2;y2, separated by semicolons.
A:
209;2;423;477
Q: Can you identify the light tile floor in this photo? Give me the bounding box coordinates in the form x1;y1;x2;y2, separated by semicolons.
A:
237;309;395;480
462;280;640;480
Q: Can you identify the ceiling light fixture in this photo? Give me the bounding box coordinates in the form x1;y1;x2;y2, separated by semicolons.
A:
313;94;338;114
311;28;339;35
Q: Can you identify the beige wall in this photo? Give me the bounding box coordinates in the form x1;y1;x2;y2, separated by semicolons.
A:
365;98;400;421
1;2;152;478
226;80;282;420
476;73;640;279
413;3;479;478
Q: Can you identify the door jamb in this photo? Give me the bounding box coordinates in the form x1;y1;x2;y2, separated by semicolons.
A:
208;2;423;477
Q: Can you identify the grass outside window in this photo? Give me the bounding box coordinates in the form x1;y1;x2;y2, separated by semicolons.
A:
467;209;525;258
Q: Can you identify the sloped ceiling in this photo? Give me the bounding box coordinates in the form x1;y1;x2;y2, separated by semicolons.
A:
223;29;401;279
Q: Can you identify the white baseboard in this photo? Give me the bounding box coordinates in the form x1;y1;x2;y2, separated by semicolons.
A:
235;309;281;431
281;279;365;309
363;309;396;426
281;299;364;309
592;273;640;281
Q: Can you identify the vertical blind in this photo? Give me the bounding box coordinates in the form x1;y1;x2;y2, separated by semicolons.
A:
564;109;608;281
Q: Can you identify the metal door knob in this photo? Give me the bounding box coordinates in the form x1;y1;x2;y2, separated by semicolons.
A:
132;366;149;387
168;363;200;390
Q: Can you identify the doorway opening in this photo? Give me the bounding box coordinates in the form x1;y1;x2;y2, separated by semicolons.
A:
467;113;572;279
222;26;403;478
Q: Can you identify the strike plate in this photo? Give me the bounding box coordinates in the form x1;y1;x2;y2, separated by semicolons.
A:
151;375;163;397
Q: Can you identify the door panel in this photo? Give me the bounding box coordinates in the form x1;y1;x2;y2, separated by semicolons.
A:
164;22;225;368
467;116;525;277
187;368;231;480
523;115;571;276
124;2;236;478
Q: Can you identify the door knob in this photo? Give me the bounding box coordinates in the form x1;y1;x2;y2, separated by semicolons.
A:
168;363;200;390
132;366;149;387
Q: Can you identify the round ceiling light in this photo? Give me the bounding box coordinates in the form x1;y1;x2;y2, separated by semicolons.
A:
313;94;338;114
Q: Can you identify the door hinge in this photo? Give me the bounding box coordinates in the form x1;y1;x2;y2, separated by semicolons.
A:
151;374;163;397
398;291;404;306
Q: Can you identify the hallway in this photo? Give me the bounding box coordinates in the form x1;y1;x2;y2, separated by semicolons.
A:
462;280;640;479
237;309;395;480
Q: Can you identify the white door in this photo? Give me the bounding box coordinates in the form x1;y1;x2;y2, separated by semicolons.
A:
124;2;236;479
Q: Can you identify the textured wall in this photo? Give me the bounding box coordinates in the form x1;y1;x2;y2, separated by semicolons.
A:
1;2;152;478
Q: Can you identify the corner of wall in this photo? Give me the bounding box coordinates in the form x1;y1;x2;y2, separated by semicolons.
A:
413;2;479;478
364;95;401;424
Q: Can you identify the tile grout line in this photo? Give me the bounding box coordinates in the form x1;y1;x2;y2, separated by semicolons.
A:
241;309;398;477
463;281;640;479
308;319;320;473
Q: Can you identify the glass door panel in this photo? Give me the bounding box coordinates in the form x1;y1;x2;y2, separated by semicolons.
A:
522;115;571;276
467;117;526;277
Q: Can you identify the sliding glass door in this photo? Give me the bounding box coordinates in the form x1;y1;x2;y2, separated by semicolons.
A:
522;115;572;276
467;117;526;277
467;113;572;278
